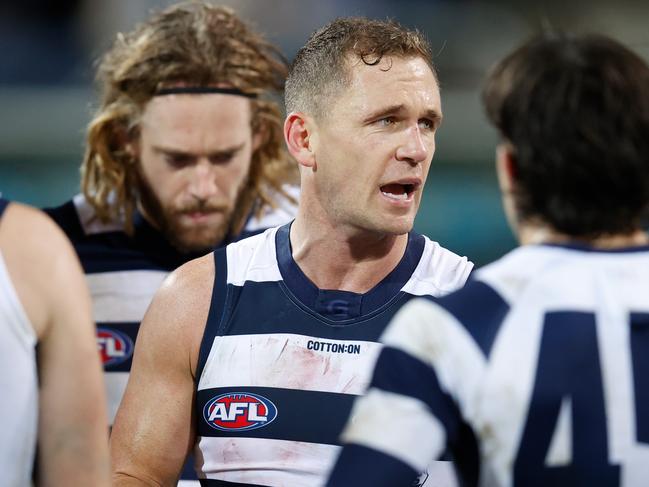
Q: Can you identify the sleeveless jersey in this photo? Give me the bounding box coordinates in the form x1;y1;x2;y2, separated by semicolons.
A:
0;198;39;487
194;223;473;486
331;243;649;487
45;189;298;484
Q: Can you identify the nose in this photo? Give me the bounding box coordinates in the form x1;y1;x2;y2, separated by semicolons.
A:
395;124;430;165
188;161;218;202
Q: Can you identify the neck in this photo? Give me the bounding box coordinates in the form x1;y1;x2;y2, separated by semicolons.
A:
518;224;649;249
289;212;409;293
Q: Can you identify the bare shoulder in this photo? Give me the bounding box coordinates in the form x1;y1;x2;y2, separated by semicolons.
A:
153;252;215;323
0;201;73;256
139;252;216;378
0;202;85;336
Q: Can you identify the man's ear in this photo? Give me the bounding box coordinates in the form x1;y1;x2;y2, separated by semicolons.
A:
284;112;317;170
113;122;139;163
496;142;517;193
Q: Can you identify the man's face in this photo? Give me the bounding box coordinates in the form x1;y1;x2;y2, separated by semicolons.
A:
308;55;441;236
135;93;257;253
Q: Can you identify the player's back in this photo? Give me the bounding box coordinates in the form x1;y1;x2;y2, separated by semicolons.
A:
459;243;649;486
424;243;649;486
338;243;649;487
0;199;39;487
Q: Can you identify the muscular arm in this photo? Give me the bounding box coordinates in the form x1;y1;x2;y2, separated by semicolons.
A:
0;203;110;486
110;253;214;486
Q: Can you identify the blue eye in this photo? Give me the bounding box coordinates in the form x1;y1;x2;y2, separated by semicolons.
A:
418;119;434;130
376;117;396;127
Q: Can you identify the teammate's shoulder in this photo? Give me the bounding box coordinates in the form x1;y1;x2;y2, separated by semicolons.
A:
404;233;474;297
243;184;299;234
1;201;79;273
3;201;67;244
158;252;215;303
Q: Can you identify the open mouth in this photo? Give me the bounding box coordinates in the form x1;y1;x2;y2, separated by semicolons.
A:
380;182;417;201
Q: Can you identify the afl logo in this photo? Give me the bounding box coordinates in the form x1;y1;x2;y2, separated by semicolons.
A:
97;328;134;367
203;392;278;432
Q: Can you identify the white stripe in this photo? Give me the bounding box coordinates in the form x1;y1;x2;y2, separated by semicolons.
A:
225;227;282;286
198;333;382;395
73;193;124;234
195;436;338;487
86;270;167;322
381;299;487;412
342;388;447;474
401;238;473;297
176;482;199;487
243;185;299;232
105;371;129;425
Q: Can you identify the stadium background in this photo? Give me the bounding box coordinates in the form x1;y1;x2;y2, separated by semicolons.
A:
1;0;647;266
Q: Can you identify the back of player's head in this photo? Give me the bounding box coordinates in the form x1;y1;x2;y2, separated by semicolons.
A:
82;1;293;233
285;17;436;120
483;32;649;237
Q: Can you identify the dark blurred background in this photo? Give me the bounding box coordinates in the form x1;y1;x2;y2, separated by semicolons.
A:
2;0;648;266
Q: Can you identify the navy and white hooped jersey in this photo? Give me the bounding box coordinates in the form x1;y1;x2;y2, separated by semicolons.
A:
194;224;473;487
46;190;297;485
45;191;298;425
329;243;649;487
0;199;39;487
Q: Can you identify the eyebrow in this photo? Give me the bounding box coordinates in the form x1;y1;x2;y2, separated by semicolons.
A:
362;104;443;126
152;142;246;158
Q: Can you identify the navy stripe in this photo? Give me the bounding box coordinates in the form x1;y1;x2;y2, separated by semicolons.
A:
372;347;463;443
43;200;84;241
371;347;479;487
197;386;355;445
196;249;228;383
276;224;426;320
0;198;10;219
631;312;649;442
326;444;420;487
200;479;269;487
218;280;410;340
180;454;199;480
433;280;509;358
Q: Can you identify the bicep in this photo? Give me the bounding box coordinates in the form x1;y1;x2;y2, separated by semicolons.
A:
111;259;212;485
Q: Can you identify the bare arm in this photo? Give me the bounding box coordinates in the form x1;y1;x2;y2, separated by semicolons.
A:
110;253;214;486
0;203;110;486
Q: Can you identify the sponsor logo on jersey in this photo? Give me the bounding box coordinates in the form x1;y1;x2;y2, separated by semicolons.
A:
203;392;278;432
307;340;361;354
97;327;134;367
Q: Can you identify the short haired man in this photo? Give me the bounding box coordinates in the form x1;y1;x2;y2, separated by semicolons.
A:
327;32;649;487
0;199;109;486
45;3;297;481
111;16;472;486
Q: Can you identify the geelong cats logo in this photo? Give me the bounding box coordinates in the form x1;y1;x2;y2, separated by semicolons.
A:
203;392;278;431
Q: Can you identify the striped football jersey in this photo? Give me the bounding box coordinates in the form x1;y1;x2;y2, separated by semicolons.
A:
194;223;473;486
329;243;649;487
45;189;298;484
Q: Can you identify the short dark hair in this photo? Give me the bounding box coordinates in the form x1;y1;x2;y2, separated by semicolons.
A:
286;17;435;118
483;32;649;237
